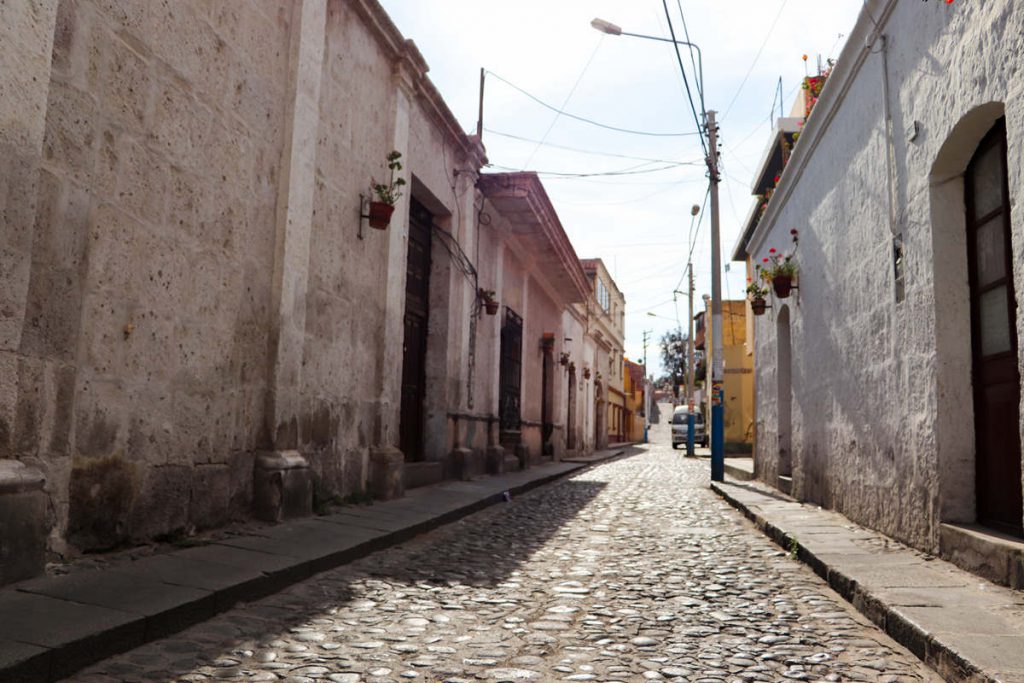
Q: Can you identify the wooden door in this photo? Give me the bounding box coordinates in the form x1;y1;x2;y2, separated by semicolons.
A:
566;368;577;450
966;118;1022;537
499;309;523;435
400;199;432;462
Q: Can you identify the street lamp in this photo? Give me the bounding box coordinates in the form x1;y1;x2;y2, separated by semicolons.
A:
590;18;704;97
592;18;724;479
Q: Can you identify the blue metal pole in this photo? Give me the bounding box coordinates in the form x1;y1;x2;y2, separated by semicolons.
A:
686;412;695;456
711;385;724;481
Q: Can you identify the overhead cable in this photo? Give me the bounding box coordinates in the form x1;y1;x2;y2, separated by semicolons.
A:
486;161;698;179
676;0;705;115
661;0;708;158
522;36;605;169
722;0;790;121
486;71;703;138
484;128;701;166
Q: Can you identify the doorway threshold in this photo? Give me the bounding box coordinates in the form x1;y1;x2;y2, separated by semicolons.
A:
940;522;1024;589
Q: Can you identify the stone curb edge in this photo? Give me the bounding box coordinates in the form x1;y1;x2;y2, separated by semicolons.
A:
710;482;987;683
6;451;627;683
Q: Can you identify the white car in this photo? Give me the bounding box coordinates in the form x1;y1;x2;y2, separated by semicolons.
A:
671;407;707;449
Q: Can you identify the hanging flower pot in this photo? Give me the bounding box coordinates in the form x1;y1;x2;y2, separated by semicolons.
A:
763;230;799;300
479;289;498;315
751;297;768;316
368;201;395;229
772;274;793;299
559;352;570;366
367;150;407;230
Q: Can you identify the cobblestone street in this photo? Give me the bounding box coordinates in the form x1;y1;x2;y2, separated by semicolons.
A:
68;418;940;683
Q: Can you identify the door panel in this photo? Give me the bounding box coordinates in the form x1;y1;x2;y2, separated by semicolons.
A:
399;199;432;462
966;118;1022;537
499;309;523;434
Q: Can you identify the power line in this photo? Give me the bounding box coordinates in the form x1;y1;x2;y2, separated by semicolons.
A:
484;128;702;166
661;0;708;158
676;0;705;115
486;70;703;138
486;161;697;179
553;183;692;207
522;36;605;169
722;0;790;121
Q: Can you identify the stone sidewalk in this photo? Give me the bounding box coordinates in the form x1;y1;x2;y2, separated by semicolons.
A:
0;449;628;682
713;478;1024;682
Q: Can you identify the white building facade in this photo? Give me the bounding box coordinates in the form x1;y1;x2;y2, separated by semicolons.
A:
741;0;1024;583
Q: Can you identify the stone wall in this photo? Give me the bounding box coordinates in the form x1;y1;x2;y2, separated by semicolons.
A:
0;0;603;564
748;0;1024;551
10;0;292;552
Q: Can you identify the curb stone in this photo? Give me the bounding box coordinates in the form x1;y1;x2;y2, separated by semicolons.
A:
0;449;627;682
711;481;1003;683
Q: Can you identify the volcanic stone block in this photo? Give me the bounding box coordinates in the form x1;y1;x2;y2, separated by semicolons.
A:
0;459;47;585
369;446;404;501
254;450;312;522
485;445;507;475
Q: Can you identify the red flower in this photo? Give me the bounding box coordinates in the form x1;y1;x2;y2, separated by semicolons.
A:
773;174;780;184
790;228;799;235
763;257;769;263
769;248;777;254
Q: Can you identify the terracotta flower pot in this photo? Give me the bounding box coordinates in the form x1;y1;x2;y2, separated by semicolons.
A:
751;297;767;316
484;300;499;315
772;274;793;299
368;201;395;229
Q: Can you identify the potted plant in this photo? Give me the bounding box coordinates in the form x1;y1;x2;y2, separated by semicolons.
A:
583;367;591;380
763;229;799;299
368;150;407;229
746;269;770;316
479;289;499;315
559;351;570;367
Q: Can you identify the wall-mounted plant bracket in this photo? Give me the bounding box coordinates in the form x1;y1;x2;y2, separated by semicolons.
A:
357;193;370;240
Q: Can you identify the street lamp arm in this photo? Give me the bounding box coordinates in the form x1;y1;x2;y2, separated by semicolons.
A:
590;19;703;105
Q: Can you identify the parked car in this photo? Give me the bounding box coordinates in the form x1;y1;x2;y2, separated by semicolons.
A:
671;406;708;449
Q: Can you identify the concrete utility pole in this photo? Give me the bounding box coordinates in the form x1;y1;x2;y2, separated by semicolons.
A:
707;109;724;482
642;329;652;443
686;262;696;457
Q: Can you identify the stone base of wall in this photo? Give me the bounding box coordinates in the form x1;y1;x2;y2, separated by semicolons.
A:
254;451;313;522
0;460;47;586
485;445;506;474
940;522;1024;589
450;448;485;481
370;446;406;500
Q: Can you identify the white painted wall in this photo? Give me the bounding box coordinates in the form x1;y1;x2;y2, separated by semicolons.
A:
748;0;1024;551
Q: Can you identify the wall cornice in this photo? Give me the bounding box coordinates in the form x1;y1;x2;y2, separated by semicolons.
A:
352;0;485;170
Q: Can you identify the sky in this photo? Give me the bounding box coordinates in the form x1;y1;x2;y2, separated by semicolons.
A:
378;0;864;377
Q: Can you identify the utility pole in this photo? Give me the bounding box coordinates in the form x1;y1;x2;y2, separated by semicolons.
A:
642;329;652;444
707;110;724;482
686;262;696;457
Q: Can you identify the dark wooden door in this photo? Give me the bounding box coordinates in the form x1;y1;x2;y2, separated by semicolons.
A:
966;118;1022;537
499;309;523;434
400;199;432;462
566;368;577;450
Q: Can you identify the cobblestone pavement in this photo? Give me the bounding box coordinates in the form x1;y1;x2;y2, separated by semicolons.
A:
68;423;940;682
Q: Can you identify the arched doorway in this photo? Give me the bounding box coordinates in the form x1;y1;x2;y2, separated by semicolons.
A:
777;305;793;482
965;118;1022;537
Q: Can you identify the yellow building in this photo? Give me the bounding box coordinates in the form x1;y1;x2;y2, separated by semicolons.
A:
695;301;755;450
623;359;647;442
